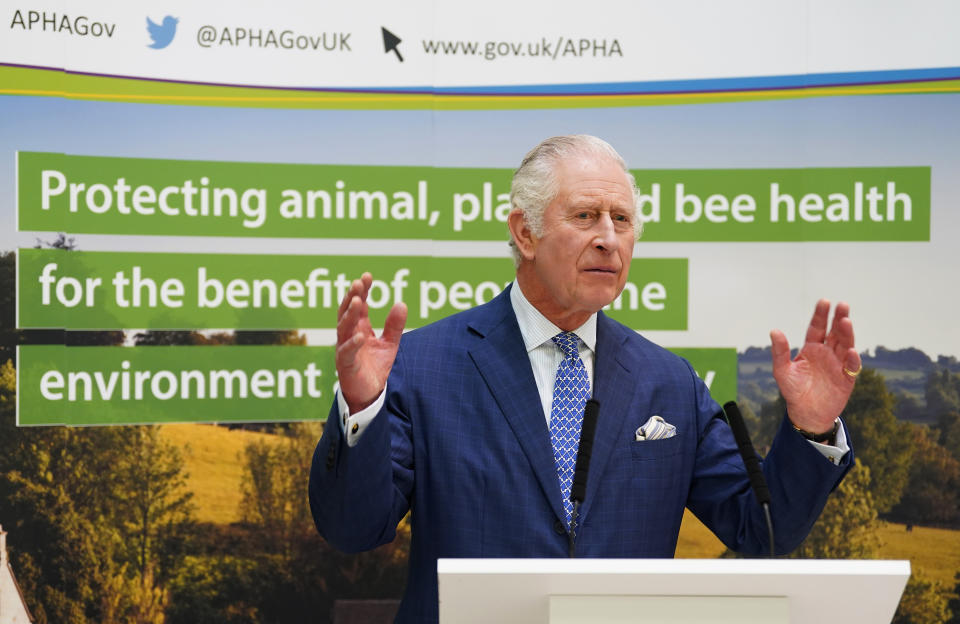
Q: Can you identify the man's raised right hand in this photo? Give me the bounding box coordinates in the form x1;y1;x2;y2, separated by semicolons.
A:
336;273;408;414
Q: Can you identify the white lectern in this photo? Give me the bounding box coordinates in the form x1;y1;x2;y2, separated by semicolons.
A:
438;558;910;623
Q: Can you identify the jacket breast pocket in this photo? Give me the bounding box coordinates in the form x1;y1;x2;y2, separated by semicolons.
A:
629;432;684;461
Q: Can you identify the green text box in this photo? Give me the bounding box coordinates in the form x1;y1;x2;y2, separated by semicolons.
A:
16;152;513;240
17;249;687;331
669;347;737;406
17;345;733;426
17;153;929;241
632;167;930;241
17;345;336;426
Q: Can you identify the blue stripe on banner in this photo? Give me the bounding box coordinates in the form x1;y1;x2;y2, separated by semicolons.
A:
425;66;960;95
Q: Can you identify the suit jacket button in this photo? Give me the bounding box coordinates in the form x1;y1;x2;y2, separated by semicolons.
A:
553;520;566;535
326;446;336;471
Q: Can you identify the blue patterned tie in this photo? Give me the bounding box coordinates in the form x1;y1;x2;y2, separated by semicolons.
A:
549;331;590;530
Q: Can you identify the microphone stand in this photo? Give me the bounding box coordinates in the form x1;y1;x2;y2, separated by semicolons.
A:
568;399;600;558
723;401;775;559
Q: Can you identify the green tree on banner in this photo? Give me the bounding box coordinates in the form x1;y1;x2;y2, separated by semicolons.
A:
788;458;881;559
889;424;960;527
939;410;960;462
0;359;195;622
927;368;960;422
113;426;195;582
894;571;953;624
839;369;915;513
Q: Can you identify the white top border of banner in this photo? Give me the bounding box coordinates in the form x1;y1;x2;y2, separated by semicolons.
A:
1;1;959;90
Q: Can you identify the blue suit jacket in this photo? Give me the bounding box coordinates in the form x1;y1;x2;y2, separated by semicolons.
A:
310;286;852;623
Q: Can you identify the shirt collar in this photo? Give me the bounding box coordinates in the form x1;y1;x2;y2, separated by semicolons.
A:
509;280;597;354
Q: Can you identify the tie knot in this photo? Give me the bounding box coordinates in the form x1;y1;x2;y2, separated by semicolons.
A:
552;331;581;359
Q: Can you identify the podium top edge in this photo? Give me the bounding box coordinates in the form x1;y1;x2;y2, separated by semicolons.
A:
437;558;911;577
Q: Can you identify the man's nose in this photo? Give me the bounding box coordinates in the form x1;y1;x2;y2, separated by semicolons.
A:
592;213;619;252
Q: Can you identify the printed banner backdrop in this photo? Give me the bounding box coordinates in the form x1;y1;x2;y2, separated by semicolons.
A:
2;0;960;620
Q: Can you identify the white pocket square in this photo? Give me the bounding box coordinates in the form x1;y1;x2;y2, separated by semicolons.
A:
635;415;677;441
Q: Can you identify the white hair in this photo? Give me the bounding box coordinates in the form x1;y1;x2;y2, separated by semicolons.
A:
508;135;643;265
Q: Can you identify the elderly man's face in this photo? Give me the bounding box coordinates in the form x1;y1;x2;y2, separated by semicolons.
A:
518;155;636;328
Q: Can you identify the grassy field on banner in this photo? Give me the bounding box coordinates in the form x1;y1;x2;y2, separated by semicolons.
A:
676;509;960;590
161;423;284;524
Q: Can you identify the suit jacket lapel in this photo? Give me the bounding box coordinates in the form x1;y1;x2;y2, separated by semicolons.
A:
580;312;641;522
467;290;566;524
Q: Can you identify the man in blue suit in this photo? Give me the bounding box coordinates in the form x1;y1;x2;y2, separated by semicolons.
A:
310;135;859;623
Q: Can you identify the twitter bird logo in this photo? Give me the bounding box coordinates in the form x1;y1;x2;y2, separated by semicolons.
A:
146;16;178;49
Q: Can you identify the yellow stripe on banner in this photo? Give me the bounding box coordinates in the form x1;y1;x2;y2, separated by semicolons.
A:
3;89;68;97
64;92;439;104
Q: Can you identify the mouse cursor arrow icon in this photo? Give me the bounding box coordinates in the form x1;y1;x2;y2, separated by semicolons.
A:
381;27;404;62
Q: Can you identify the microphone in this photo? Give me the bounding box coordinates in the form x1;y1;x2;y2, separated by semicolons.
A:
722;401;775;558
569;398;600;558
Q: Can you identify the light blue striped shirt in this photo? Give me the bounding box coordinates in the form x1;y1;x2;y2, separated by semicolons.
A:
509;280;595;425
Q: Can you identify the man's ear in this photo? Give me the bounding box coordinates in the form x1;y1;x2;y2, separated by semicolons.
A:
508;209;537;261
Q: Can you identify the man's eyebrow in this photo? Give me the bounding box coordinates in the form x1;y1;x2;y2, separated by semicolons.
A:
566;198;631;210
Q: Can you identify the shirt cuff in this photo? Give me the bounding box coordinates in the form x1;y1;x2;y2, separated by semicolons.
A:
335;382;387;448
806;420;850;465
